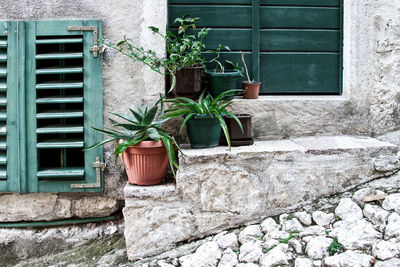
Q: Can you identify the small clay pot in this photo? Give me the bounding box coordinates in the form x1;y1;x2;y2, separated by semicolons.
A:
242;81;261;99
224;114;252;140
121;140;168;185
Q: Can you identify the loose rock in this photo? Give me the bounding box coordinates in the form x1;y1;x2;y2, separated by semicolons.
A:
219;249;239;267
259;244;290;267
372;239;400;260
384;212;400;239
238;240;263;263
305;236;332;258
179;241;221;267
294;257;313;267
294;211;312;226
382;193;400;212
260;218;279;234
335;198;363;222
238;225;262;244
324;250;372;267
216;233;239;250
312;211;334;227
363;204;389;231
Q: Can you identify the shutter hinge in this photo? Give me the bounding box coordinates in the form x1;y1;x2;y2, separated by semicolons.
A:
67;26;104;58
70;157;106;189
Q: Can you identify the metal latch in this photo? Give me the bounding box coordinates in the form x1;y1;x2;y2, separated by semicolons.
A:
71;157;106;189
67;26;103;58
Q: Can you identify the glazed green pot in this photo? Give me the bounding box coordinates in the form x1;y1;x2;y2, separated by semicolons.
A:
186;114;221;148
205;70;241;100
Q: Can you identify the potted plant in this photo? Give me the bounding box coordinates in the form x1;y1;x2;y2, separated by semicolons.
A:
220;114;254;146
204;45;243;100
240;51;261;99
85;97;181;185
164;89;243;149
104;16;210;98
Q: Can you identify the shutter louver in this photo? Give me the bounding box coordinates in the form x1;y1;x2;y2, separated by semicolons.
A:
35;34;86;181
0;35;7;181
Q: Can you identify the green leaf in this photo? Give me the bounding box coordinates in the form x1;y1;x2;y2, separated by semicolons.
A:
224;112;244;134
84;137;118;151
143;105;158;125
179;113;194;134
148;26;159;33
146;127;161;141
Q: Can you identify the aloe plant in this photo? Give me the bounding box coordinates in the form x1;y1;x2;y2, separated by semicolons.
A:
164;89;243;149
85;96;181;176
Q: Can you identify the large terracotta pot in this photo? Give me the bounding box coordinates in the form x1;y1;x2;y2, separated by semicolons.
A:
121;140;168;185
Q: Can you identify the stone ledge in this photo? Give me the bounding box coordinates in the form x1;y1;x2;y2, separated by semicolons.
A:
124;135;400;260
124;182;176;199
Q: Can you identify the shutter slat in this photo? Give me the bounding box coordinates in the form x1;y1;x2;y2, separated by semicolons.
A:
37;139;84;149
0;97;7;106
0;112;6;121
35;53;83;60
0;170;6;179
36;82;83;90
36;96;83;104
36;67;83;75
0;54;6;62
0;155;7;165
0;67;6;77
36;125;84;134
0;142;6;150
0;40;6;48
0;82;6;92
36;110;84;119
37;167;84;179
0;126;6;136
36;38;83;44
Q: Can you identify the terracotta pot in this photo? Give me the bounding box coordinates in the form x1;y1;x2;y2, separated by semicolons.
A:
170;66;204;99
242;81;261;99
120;140;168;185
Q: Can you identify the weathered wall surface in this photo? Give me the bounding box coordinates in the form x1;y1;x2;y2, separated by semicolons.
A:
0;0;167;221
0;0;400;221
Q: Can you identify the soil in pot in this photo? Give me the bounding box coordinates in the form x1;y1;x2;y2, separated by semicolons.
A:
205;70;241;100
242;81;261;99
220;114;253;146
121;140;168;185
170;66;203;99
186;114;221;148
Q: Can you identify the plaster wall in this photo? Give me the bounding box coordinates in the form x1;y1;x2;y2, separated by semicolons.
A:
0;0;399;221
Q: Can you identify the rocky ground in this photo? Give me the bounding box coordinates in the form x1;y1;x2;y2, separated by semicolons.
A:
11;173;400;267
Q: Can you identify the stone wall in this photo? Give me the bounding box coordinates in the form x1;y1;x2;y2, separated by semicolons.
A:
1;0;400;221
0;0;167;221
123;136;400;260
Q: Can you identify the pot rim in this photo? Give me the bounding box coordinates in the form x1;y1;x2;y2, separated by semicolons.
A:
205;69;241;77
241;81;262;85
120;140;165;148
224;113;252;119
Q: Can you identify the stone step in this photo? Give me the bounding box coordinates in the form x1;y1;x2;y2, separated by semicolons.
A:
123;135;400;260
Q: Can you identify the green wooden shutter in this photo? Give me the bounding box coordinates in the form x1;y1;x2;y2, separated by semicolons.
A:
0;20;103;193
0;22;21;192
168;0;343;94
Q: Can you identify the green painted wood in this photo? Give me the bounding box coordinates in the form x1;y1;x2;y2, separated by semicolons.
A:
35;53;83;60
0;155;7;165
260;7;340;29
169;0;251;4
0;54;6;62
252;0;260;81
37;168;84;178
36;20;85;36
0;97;6;106
2;20;19;191
0;67;6;77
36;67;83;75
169;5;252;27
0;141;6;150
260;0;340;6
36;82;83;89
36;96;83;104
35;38;83;44
0;40;6;48
0;113;6;121
36;125;83;134
339;0;343;94
0;170;6;179
259;53;340;93
36;110;84;119
37;139;84;149
82;20;104;192
260;29;340;51
0;126;6;135
185;29;251;51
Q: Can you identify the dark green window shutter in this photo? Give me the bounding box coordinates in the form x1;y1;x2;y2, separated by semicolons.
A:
168;0;343;94
0;20;103;193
